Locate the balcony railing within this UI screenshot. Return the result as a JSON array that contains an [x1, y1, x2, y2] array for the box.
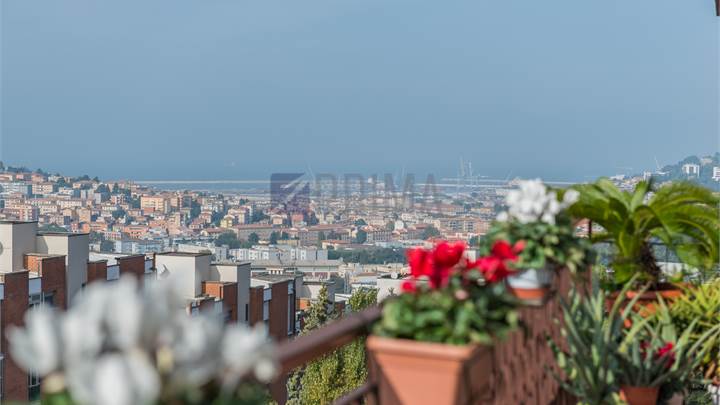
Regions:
[[270, 270, 580, 405]]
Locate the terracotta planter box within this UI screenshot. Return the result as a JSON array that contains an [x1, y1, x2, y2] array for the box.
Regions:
[[619, 385, 659, 405], [367, 336, 493, 405], [606, 283, 686, 318]]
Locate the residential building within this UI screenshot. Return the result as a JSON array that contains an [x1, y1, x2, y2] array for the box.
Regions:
[[154, 252, 251, 324], [249, 273, 301, 341], [681, 163, 700, 177]]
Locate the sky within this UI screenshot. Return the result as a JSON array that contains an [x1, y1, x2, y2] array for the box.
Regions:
[[0, 0, 718, 182]]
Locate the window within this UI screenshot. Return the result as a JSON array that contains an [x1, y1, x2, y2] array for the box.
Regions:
[[262, 301, 269, 321], [29, 292, 54, 309], [245, 304, 249, 322], [43, 292, 54, 308], [28, 371, 40, 401], [28, 293, 42, 309]]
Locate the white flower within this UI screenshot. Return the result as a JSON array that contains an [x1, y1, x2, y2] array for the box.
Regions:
[[562, 189, 580, 205], [102, 277, 143, 350], [139, 275, 188, 348], [7, 274, 276, 404], [167, 314, 224, 387], [8, 307, 61, 375], [90, 351, 159, 405], [502, 180, 576, 225], [221, 325, 277, 388], [61, 310, 104, 369]]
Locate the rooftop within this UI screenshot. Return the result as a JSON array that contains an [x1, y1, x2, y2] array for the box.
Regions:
[[156, 251, 212, 257]]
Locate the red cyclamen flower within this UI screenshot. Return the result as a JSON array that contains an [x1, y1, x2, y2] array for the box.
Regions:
[[469, 240, 523, 283], [655, 342, 675, 369], [400, 280, 417, 293], [406, 241, 466, 289]]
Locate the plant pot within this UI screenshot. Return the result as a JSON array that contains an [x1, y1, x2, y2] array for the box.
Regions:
[[606, 283, 686, 318], [366, 336, 493, 405], [619, 386, 659, 405], [506, 267, 554, 301]]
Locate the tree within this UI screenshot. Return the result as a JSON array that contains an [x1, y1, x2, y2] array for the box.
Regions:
[[269, 231, 279, 245], [248, 232, 260, 245], [100, 240, 115, 253], [354, 218, 366, 226], [215, 232, 241, 249], [38, 224, 67, 233], [251, 210, 268, 223], [569, 179, 719, 285], [421, 225, 441, 240], [328, 247, 406, 264], [95, 184, 110, 194], [288, 288, 378, 404], [111, 209, 126, 220], [354, 229, 367, 244], [189, 201, 201, 219], [211, 211, 225, 226]]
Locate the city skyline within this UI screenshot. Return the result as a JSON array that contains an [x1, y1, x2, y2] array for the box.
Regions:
[[1, 0, 718, 181]]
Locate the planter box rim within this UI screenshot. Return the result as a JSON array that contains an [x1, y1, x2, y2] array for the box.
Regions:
[[609, 283, 688, 300], [367, 335, 492, 360]]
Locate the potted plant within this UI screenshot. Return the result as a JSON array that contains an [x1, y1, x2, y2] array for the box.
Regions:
[[568, 179, 719, 310], [486, 179, 595, 301], [615, 297, 720, 405], [667, 279, 720, 402], [551, 281, 643, 405], [8, 277, 277, 405], [370, 240, 519, 405], [551, 278, 720, 405]]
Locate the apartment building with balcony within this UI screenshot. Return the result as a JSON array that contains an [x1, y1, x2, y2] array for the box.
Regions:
[[0, 221, 155, 402], [154, 252, 251, 323], [249, 273, 302, 341]]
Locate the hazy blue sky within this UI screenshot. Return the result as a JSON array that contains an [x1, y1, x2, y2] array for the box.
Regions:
[[1, 0, 717, 181]]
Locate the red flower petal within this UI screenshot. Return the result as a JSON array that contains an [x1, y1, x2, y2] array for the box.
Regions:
[[433, 241, 466, 268], [400, 280, 417, 293]]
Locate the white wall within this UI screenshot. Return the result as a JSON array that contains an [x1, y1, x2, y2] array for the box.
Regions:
[[376, 277, 404, 302], [0, 222, 38, 272], [36, 233, 89, 304], [213, 262, 251, 324], [155, 254, 211, 298]]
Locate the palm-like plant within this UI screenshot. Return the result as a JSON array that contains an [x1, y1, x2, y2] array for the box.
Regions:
[[569, 179, 719, 287]]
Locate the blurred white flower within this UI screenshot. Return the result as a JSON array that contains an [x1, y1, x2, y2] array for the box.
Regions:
[[7, 275, 277, 404], [222, 324, 277, 388], [92, 350, 159, 405], [102, 277, 143, 350], [168, 314, 224, 387], [497, 179, 576, 225], [8, 307, 61, 375], [563, 189, 580, 205]]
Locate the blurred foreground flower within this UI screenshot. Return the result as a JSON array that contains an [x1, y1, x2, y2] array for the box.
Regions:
[[497, 179, 578, 225], [8, 276, 277, 405]]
